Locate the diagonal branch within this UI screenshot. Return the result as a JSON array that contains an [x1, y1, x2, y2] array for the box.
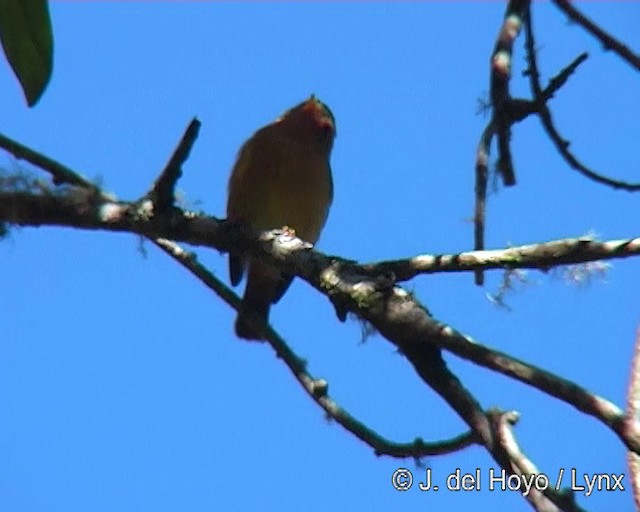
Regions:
[[1, 128, 635, 511], [524, 4, 640, 192], [0, 128, 485, 460], [0, 172, 496, 481], [552, 0, 640, 73], [143, 239, 589, 510], [4, 188, 638, 454], [152, 237, 476, 459], [487, 409, 581, 511], [419, 318, 640, 455], [541, 52, 588, 101], [147, 118, 201, 213], [0, 132, 100, 191]]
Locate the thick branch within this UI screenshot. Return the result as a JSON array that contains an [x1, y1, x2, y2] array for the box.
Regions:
[[3, 189, 639, 455], [0, 185, 497, 449], [2, 129, 636, 511], [153, 237, 476, 459]]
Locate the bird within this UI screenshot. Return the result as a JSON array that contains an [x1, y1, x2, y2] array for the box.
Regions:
[[226, 95, 336, 340]]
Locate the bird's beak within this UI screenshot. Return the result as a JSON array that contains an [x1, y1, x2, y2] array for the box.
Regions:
[[303, 98, 334, 131], [302, 97, 322, 115]]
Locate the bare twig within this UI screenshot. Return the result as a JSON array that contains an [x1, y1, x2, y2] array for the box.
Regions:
[[487, 410, 580, 512], [0, 132, 99, 191], [541, 52, 588, 101], [361, 236, 640, 281], [472, 53, 588, 288], [147, 119, 201, 212], [474, 121, 494, 286], [552, 0, 640, 73], [474, 0, 640, 291], [524, 5, 640, 192]]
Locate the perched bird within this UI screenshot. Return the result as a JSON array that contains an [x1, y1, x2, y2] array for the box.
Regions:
[[226, 95, 336, 340]]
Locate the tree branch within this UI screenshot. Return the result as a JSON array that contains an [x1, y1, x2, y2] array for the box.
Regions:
[[474, 0, 640, 292], [487, 409, 581, 512], [362, 236, 640, 281], [552, 0, 640, 73], [1, 129, 494, 458], [524, 4, 640, 192], [473, 120, 493, 286], [0, 132, 100, 191], [147, 118, 201, 213], [489, 0, 528, 187], [2, 127, 636, 511], [152, 237, 477, 459], [475, 0, 527, 286], [4, 187, 639, 455], [419, 319, 640, 454]]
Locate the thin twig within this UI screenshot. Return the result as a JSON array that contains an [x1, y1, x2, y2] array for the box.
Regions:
[[487, 409, 581, 511], [0, 132, 99, 191], [542, 52, 588, 101], [524, 5, 640, 192], [147, 119, 201, 213], [474, 121, 494, 286], [552, 0, 640, 72]]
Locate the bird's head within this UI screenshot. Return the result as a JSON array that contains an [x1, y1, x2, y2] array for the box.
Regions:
[[277, 95, 336, 154]]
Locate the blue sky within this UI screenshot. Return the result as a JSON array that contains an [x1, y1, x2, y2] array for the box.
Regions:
[[1, 2, 639, 511]]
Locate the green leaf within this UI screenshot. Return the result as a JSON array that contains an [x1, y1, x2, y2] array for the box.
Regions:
[[0, 0, 53, 107]]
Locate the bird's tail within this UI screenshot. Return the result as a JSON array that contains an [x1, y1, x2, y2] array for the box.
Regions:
[[235, 297, 270, 341]]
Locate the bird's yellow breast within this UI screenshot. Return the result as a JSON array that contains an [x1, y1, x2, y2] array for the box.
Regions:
[[227, 125, 333, 244]]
